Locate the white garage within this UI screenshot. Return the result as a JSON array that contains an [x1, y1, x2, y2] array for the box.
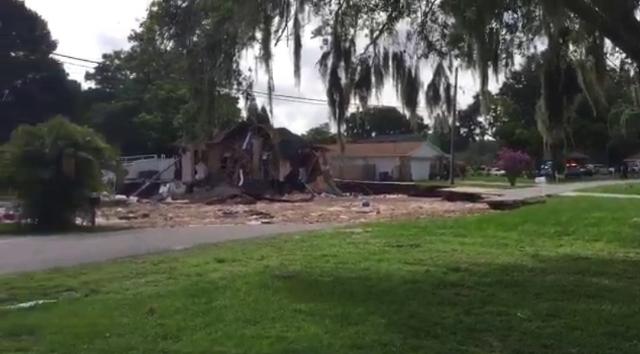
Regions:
[[324, 138, 447, 181], [410, 159, 432, 181]]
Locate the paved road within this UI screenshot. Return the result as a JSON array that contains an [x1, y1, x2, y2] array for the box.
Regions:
[[1, 179, 637, 276], [0, 224, 333, 275]]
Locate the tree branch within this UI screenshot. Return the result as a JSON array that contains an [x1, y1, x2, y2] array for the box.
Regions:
[[563, 0, 640, 64]]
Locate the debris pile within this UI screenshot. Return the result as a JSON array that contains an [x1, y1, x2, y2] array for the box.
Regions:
[[98, 122, 492, 229], [98, 195, 489, 228]]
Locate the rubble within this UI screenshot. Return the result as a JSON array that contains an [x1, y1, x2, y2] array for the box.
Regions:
[[96, 122, 490, 230], [179, 121, 342, 199], [4, 300, 57, 310], [98, 194, 490, 228]]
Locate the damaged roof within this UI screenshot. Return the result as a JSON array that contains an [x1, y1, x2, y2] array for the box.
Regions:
[[208, 121, 322, 162]]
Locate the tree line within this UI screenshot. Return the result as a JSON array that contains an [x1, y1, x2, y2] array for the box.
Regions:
[[3, 0, 640, 165]]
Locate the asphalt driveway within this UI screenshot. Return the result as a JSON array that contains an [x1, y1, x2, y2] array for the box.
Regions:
[[0, 223, 332, 275]]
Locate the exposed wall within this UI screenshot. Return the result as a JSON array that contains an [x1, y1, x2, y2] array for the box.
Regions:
[[367, 157, 398, 177], [330, 156, 400, 181], [181, 151, 194, 183]]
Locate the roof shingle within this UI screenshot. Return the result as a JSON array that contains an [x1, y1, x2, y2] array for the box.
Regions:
[[323, 142, 425, 157]]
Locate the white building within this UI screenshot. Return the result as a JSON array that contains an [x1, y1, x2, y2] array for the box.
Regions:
[[324, 138, 447, 181], [120, 155, 177, 182]]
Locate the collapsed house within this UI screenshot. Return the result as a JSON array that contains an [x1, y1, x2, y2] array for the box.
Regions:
[[180, 121, 340, 197]]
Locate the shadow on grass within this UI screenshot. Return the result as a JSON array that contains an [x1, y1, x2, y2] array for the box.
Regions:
[[274, 255, 640, 354]]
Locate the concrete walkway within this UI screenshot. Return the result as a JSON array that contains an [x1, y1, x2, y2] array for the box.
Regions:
[[0, 223, 333, 275], [486, 179, 640, 201], [561, 192, 640, 199]]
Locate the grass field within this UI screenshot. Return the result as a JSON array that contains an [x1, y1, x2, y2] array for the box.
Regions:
[[585, 182, 640, 195], [464, 174, 534, 185], [2, 198, 640, 353], [0, 224, 17, 234]]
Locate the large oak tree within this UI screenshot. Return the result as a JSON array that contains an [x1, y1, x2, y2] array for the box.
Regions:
[[0, 0, 81, 142]]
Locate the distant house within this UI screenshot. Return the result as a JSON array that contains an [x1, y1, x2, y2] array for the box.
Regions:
[[323, 136, 448, 181]]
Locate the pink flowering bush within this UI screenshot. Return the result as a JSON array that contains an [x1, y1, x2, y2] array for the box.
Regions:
[[497, 148, 533, 186]]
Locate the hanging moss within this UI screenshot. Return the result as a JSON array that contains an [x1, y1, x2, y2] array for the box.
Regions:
[[422, 60, 455, 133], [258, 2, 275, 117], [354, 58, 373, 108], [293, 6, 303, 86], [401, 67, 420, 126]]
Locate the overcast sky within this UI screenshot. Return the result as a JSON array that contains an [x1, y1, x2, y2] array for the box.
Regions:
[[25, 0, 489, 134]]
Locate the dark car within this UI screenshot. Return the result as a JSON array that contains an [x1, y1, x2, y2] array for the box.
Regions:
[[537, 160, 554, 178]]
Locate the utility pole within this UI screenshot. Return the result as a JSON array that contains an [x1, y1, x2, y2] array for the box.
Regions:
[[449, 67, 459, 186]]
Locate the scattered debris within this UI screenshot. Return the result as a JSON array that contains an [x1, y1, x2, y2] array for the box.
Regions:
[[116, 210, 151, 221], [93, 125, 501, 229], [98, 195, 489, 228], [441, 190, 486, 203], [4, 299, 57, 310], [100, 194, 137, 207], [180, 121, 342, 199], [485, 197, 546, 211], [335, 179, 444, 197]]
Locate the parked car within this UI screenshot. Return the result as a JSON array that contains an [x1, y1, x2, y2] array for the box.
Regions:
[[580, 165, 594, 177], [587, 164, 609, 176], [537, 160, 554, 178], [474, 165, 491, 176], [565, 162, 583, 179], [489, 168, 506, 177]]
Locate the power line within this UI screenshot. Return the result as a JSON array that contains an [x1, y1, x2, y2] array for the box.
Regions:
[[52, 52, 102, 65], [253, 93, 329, 106], [254, 89, 431, 114], [253, 90, 327, 104], [59, 60, 95, 70], [250, 87, 430, 113], [50, 53, 433, 113]]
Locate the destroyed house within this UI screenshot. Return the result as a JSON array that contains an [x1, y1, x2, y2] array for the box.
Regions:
[[181, 121, 335, 193], [323, 138, 447, 182]]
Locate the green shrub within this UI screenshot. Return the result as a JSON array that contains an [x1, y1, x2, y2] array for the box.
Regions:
[[0, 117, 116, 230]]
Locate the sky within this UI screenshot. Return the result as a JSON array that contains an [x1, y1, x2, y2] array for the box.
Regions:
[[24, 0, 490, 134]]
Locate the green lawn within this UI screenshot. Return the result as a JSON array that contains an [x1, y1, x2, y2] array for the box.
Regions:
[[2, 198, 640, 353], [0, 224, 18, 235], [585, 182, 640, 195], [420, 175, 534, 189], [464, 174, 534, 185], [460, 175, 535, 189]]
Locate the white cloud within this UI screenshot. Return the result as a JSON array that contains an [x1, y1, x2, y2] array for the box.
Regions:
[[24, 0, 492, 135], [24, 0, 151, 83]]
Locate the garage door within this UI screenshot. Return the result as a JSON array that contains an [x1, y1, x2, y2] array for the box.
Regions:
[[410, 159, 431, 181]]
